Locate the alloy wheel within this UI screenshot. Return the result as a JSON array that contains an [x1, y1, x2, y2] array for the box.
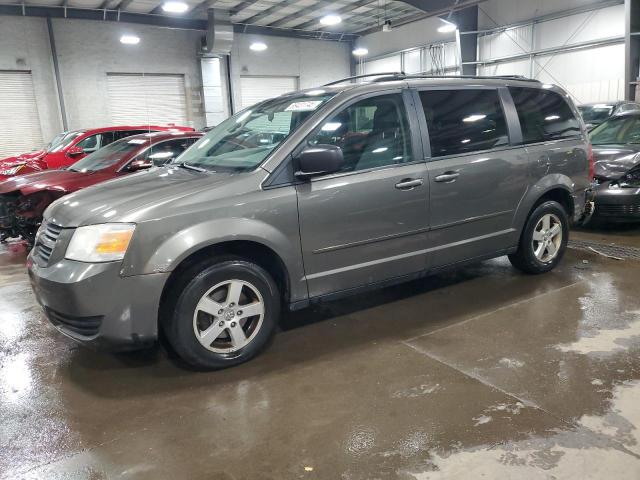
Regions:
[[532, 213, 563, 263], [192, 279, 265, 353]]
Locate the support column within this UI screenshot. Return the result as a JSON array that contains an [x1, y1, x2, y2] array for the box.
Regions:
[[451, 6, 478, 76], [46, 16, 68, 131], [625, 0, 640, 100]]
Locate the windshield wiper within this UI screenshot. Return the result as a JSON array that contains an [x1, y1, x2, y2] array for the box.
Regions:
[[177, 162, 207, 173]]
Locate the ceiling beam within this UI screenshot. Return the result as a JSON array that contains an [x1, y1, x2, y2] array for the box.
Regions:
[[0, 4, 357, 41], [398, 0, 461, 12], [266, 0, 412, 29], [190, 0, 216, 16], [115, 0, 134, 10], [242, 0, 303, 25], [267, 0, 324, 28], [292, 0, 376, 30], [230, 0, 261, 16], [354, 0, 486, 34]]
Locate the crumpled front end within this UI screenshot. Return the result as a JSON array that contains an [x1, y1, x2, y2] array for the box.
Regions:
[[593, 165, 640, 222], [0, 190, 64, 244], [0, 158, 47, 182], [0, 193, 19, 241]]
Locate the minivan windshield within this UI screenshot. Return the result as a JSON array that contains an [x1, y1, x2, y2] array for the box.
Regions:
[[69, 137, 150, 172], [590, 115, 640, 145], [176, 91, 336, 172]]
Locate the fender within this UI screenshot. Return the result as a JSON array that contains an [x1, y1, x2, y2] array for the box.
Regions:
[[121, 217, 308, 303], [512, 173, 575, 232]]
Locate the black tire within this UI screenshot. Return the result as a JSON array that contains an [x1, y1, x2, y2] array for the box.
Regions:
[[509, 200, 569, 274], [163, 257, 280, 370]]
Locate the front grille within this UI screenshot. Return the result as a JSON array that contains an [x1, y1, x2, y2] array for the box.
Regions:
[[34, 222, 63, 263], [46, 308, 103, 337], [596, 203, 640, 217]]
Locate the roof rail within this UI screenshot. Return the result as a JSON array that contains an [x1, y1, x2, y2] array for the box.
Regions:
[[323, 72, 406, 86], [324, 72, 541, 86]]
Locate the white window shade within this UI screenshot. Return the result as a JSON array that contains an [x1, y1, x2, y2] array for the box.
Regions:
[[107, 73, 188, 126], [364, 55, 402, 75], [0, 71, 43, 157], [239, 76, 298, 110], [403, 50, 422, 74]]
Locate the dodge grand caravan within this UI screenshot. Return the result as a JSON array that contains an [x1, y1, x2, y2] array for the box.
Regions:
[[27, 75, 592, 369]]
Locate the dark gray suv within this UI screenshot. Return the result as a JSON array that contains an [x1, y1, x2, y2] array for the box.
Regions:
[[27, 75, 592, 369]]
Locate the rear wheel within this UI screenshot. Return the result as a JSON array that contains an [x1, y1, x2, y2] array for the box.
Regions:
[[164, 258, 280, 369], [509, 201, 569, 274]]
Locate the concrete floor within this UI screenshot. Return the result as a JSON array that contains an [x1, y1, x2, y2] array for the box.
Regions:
[[1, 233, 640, 479]]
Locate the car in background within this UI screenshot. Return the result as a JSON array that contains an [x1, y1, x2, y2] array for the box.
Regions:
[[0, 124, 194, 181], [0, 131, 201, 244], [590, 111, 640, 222], [578, 101, 640, 130]]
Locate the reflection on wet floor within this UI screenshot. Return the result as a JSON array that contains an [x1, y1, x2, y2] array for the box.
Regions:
[[1, 240, 639, 479]]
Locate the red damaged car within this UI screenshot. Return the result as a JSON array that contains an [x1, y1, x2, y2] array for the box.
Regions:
[[0, 131, 202, 244], [0, 124, 194, 181]]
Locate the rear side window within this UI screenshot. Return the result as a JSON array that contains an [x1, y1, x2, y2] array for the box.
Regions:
[[114, 129, 150, 141], [509, 87, 581, 143], [419, 89, 509, 158]]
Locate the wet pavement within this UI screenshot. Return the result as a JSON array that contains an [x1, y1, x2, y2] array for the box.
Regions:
[[1, 239, 640, 479], [573, 222, 640, 249]]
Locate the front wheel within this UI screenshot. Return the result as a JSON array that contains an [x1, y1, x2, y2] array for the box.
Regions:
[[164, 258, 280, 369], [509, 200, 569, 274]]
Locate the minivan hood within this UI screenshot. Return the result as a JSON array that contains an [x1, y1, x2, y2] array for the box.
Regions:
[[45, 166, 261, 227], [592, 144, 640, 179]]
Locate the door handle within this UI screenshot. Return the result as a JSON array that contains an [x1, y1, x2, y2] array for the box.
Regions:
[[434, 172, 460, 183], [395, 178, 424, 190]]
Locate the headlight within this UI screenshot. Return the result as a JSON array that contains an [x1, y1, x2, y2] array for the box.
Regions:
[[65, 223, 136, 262], [0, 165, 24, 176]]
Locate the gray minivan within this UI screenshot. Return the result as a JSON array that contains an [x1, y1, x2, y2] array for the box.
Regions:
[[27, 75, 592, 369]]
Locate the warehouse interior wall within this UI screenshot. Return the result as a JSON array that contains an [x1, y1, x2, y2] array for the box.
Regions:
[[0, 15, 351, 150], [229, 34, 351, 113], [0, 16, 63, 146], [355, 0, 624, 104], [477, 2, 625, 103]]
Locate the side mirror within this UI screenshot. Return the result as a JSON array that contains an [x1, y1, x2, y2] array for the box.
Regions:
[[128, 159, 153, 172], [294, 145, 345, 180], [67, 146, 84, 157]]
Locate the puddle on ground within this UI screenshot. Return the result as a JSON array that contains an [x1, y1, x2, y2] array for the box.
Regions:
[[409, 381, 640, 479]]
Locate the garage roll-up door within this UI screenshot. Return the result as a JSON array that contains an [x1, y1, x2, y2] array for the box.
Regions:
[[107, 73, 188, 126], [239, 76, 298, 110], [0, 71, 44, 157]]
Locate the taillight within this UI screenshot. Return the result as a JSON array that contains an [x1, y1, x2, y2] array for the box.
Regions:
[[588, 144, 595, 180]]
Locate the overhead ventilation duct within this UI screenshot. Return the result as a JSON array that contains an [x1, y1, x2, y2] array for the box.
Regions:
[[202, 8, 233, 56]]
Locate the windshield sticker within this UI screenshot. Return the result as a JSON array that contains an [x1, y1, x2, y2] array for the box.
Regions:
[[285, 100, 323, 112]]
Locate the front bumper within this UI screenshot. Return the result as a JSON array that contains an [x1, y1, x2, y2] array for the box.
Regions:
[[592, 182, 640, 222], [27, 253, 169, 349]]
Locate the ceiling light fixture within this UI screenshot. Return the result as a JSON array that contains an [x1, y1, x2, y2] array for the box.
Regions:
[[320, 14, 342, 26], [120, 34, 140, 45], [249, 42, 268, 52], [162, 1, 189, 13], [437, 19, 457, 33], [352, 47, 369, 57]]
